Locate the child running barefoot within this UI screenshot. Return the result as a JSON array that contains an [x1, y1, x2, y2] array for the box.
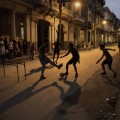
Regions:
[[52, 39, 61, 64], [96, 44, 117, 78], [60, 43, 80, 78], [39, 38, 63, 80]]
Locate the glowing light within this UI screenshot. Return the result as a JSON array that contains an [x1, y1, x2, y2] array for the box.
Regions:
[[75, 2, 81, 8], [103, 20, 107, 24]]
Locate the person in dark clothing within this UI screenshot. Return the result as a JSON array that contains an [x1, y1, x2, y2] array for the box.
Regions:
[[39, 38, 63, 80], [52, 40, 61, 64], [18, 39, 22, 52], [96, 44, 117, 78], [30, 43, 35, 60], [60, 43, 80, 78], [4, 37, 9, 51], [0, 39, 5, 63], [23, 40, 27, 55]]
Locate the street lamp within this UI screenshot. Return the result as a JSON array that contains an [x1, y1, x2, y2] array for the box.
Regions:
[[74, 2, 81, 8], [74, 2, 81, 14], [73, 1, 81, 46], [102, 20, 106, 25], [102, 20, 107, 43], [101, 20, 107, 44]]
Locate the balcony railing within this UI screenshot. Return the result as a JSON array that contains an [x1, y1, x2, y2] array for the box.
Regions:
[[73, 13, 85, 23], [96, 10, 104, 18], [62, 7, 73, 18], [81, 21, 93, 30], [96, 24, 102, 29]]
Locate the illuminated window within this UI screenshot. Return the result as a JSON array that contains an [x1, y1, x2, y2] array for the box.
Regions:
[[20, 22, 24, 39]]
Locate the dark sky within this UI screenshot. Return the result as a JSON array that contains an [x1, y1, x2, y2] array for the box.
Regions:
[[105, 0, 120, 19]]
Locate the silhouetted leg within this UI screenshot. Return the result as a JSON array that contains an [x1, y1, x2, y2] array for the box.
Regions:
[[66, 63, 69, 74], [101, 63, 106, 74], [53, 53, 55, 63], [65, 61, 71, 75], [65, 59, 73, 75], [73, 63, 78, 77], [49, 59, 63, 69], [56, 52, 59, 64], [40, 64, 46, 79], [49, 59, 57, 67]]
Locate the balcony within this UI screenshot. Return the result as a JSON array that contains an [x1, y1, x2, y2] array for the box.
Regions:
[[73, 13, 85, 23], [96, 24, 102, 30], [96, 10, 104, 18], [81, 21, 93, 30], [62, 7, 73, 18]]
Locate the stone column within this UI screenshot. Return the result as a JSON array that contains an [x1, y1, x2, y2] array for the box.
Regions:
[[24, 15, 31, 50], [24, 15, 28, 41], [30, 17, 32, 47], [11, 11, 16, 40], [35, 21, 38, 51], [49, 25, 52, 52]]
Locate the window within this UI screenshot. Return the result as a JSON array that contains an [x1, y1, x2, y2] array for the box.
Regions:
[[20, 22, 24, 40]]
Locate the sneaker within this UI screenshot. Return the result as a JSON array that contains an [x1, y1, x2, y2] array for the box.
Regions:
[[58, 63, 63, 69], [101, 72, 106, 75], [113, 73, 117, 79]]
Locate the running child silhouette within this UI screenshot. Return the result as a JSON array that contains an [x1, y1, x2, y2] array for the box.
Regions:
[[52, 39, 61, 64], [60, 43, 80, 78], [96, 44, 117, 78], [39, 38, 63, 80]]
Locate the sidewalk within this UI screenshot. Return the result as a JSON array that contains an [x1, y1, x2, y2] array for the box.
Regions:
[[0, 50, 67, 64]]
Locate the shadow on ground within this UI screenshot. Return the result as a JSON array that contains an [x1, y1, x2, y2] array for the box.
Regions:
[[0, 78, 55, 115], [51, 76, 81, 120]]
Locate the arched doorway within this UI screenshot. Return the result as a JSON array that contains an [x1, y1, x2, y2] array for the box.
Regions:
[[37, 19, 50, 48]]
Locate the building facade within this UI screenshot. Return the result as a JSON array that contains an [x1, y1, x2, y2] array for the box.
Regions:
[[103, 7, 118, 44], [0, 0, 119, 52]]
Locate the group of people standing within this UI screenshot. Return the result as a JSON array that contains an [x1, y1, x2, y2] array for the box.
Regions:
[[0, 38, 28, 62]]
